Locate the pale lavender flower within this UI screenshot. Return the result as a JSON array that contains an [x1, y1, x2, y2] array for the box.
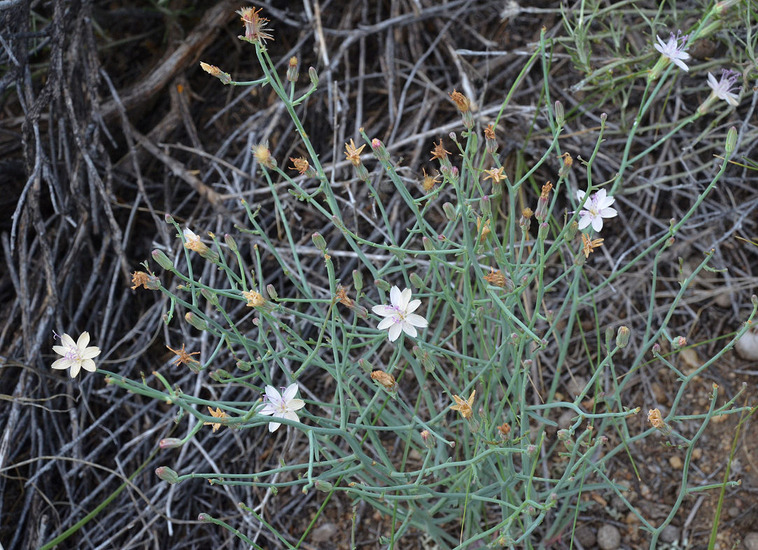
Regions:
[[259, 384, 305, 432], [576, 189, 618, 233], [52, 332, 101, 378], [654, 32, 690, 72], [372, 286, 428, 342], [706, 69, 740, 106]]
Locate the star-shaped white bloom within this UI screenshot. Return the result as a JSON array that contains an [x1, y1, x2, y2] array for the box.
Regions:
[[259, 384, 305, 432], [654, 32, 690, 72], [576, 189, 618, 233], [707, 70, 740, 107], [372, 286, 429, 342], [52, 332, 101, 378]]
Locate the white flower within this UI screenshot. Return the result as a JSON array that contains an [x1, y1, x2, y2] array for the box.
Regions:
[[576, 189, 618, 233], [52, 332, 101, 378], [654, 32, 690, 72], [706, 70, 740, 107], [372, 286, 428, 342], [259, 384, 305, 432]]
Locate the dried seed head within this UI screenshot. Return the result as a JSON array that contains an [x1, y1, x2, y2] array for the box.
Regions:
[[371, 370, 397, 392], [484, 268, 508, 288], [648, 408, 666, 430], [242, 290, 267, 308], [482, 167, 507, 184], [429, 140, 451, 162], [237, 6, 274, 44], [344, 139, 366, 167], [421, 168, 440, 192], [252, 142, 276, 169], [289, 156, 310, 175], [449, 90, 471, 112]]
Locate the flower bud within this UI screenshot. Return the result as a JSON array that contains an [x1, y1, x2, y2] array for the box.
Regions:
[[286, 56, 299, 82], [555, 100, 564, 126], [442, 202, 457, 221], [308, 66, 319, 86], [224, 233, 238, 253], [409, 272, 424, 289], [371, 138, 390, 163], [726, 126, 737, 154], [312, 232, 327, 253], [185, 312, 209, 332], [352, 269, 363, 294], [159, 438, 183, 449], [481, 195, 492, 218], [152, 249, 174, 271], [538, 222, 549, 240], [374, 278, 390, 292], [266, 284, 278, 300], [155, 466, 180, 484], [314, 479, 333, 492], [616, 326, 630, 348]]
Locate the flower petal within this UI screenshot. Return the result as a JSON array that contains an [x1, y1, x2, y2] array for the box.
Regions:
[[397, 288, 412, 310], [372, 305, 396, 317], [282, 383, 299, 402], [77, 331, 91, 349], [388, 323, 402, 342], [405, 313, 428, 328], [267, 421, 281, 432], [287, 398, 305, 411], [577, 214, 592, 230], [591, 216, 604, 232], [265, 385, 282, 402], [389, 286, 403, 308], [61, 333, 76, 348], [81, 359, 97, 373], [405, 299, 421, 314], [401, 323, 418, 338], [377, 317, 397, 330], [51, 358, 72, 370]]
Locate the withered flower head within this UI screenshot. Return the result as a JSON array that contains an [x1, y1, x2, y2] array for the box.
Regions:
[[581, 233, 604, 258], [648, 408, 665, 430], [430, 140, 451, 162], [421, 168, 441, 192], [131, 271, 159, 290], [484, 268, 507, 288], [289, 157, 310, 175], [237, 6, 274, 44], [335, 285, 354, 308], [167, 343, 201, 368], [344, 139, 366, 167], [497, 423, 511, 438], [482, 167, 507, 184], [449, 90, 471, 112], [540, 181, 553, 199], [476, 217, 491, 241], [371, 370, 397, 392], [450, 390, 476, 419], [558, 152, 573, 167], [484, 124, 497, 140], [242, 290, 267, 308], [204, 406, 228, 432], [252, 142, 276, 169]]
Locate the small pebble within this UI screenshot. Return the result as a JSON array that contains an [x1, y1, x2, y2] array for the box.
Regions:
[[660, 525, 680, 543], [311, 522, 338, 542], [597, 524, 621, 550], [744, 532, 758, 550], [669, 455, 683, 470], [574, 525, 596, 547]]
